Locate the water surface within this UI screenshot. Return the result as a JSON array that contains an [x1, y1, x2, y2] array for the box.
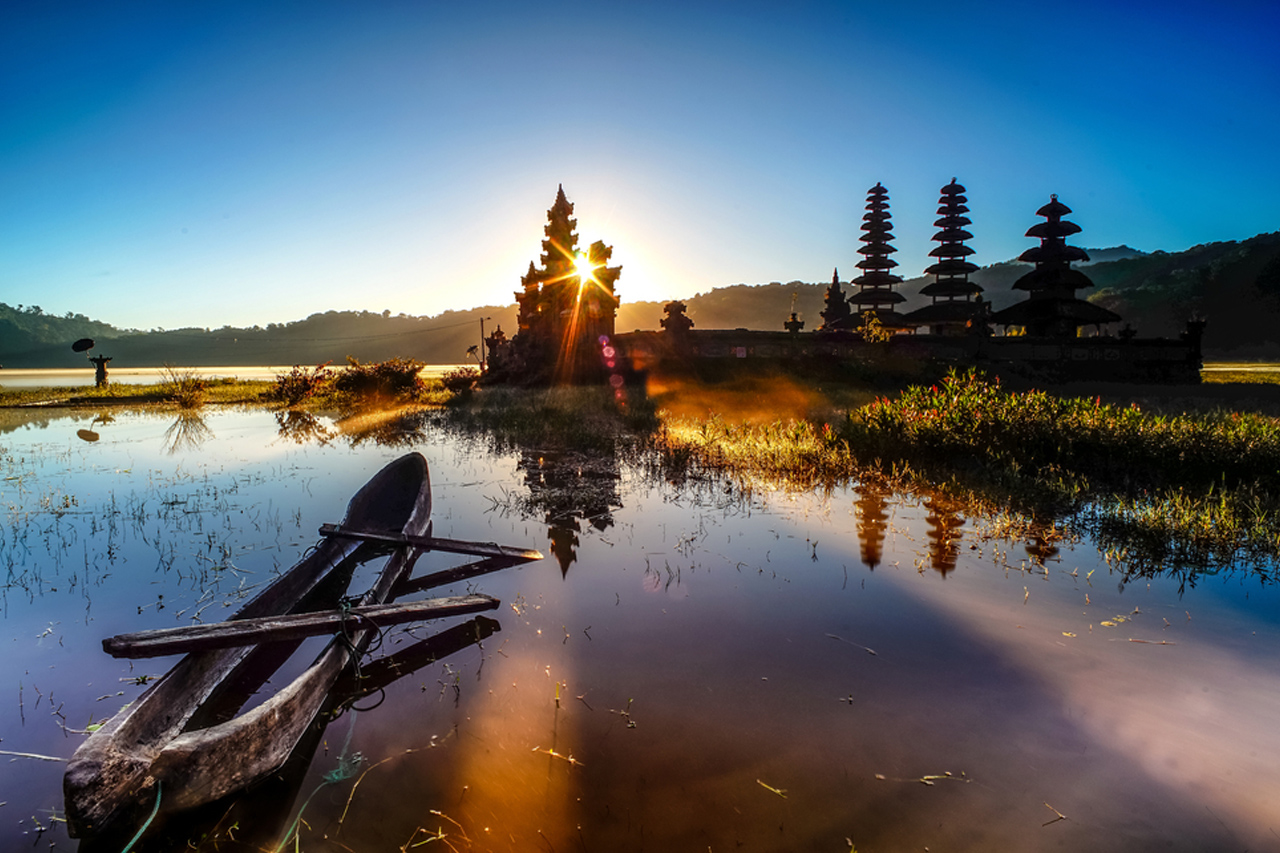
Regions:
[[1, 406, 1278, 851]]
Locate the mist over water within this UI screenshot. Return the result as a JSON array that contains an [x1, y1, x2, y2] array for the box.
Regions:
[[1, 407, 1277, 851]]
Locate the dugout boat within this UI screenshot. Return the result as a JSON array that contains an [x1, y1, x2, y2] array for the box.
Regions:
[[64, 452, 541, 838]]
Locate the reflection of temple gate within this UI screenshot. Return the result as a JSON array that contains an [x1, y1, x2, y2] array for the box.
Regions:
[[518, 448, 623, 576]]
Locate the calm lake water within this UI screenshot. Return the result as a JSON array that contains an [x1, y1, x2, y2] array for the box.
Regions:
[[2, 406, 1279, 851]]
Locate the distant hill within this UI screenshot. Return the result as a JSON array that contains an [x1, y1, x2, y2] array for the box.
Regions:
[[1081, 245, 1149, 265], [1088, 232, 1280, 356], [3, 237, 1276, 369], [0, 303, 517, 369], [622, 238, 1279, 357]]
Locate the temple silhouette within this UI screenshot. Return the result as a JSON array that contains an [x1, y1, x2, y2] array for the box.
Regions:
[[487, 185, 621, 384], [494, 183, 1206, 385]]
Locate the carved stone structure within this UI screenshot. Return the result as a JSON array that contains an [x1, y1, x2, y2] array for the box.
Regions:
[[660, 300, 694, 336], [509, 186, 621, 383], [819, 268, 852, 332]]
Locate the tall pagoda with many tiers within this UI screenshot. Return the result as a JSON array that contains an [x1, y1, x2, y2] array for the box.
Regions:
[[848, 182, 909, 330], [991, 195, 1120, 338], [906, 179, 987, 335]]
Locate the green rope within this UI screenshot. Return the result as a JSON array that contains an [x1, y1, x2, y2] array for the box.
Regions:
[[272, 712, 365, 852], [121, 781, 162, 853]]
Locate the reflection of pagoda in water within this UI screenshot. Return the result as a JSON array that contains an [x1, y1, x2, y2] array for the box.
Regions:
[[906, 180, 986, 335], [923, 496, 965, 576], [854, 482, 890, 569], [992, 195, 1121, 337], [518, 449, 622, 577]]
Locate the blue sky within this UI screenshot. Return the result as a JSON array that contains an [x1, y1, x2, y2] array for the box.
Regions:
[[2, 0, 1277, 331]]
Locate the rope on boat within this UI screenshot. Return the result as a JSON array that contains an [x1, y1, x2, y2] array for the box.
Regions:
[[120, 781, 162, 853], [272, 713, 365, 853]]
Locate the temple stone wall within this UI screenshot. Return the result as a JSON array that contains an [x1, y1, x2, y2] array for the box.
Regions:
[[616, 330, 1202, 383]]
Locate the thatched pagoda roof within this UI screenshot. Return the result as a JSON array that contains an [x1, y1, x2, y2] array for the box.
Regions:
[[925, 258, 980, 277], [1018, 244, 1091, 265], [919, 278, 983, 298], [992, 298, 1120, 327]]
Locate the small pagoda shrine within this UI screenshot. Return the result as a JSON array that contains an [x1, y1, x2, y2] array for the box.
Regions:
[[818, 268, 853, 332], [992, 195, 1120, 338], [510, 186, 621, 382], [906, 179, 986, 335], [848, 182, 909, 331]]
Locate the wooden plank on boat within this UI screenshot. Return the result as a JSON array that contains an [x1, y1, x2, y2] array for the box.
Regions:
[[65, 452, 436, 837], [395, 555, 530, 596], [103, 595, 499, 659], [319, 523, 543, 562]]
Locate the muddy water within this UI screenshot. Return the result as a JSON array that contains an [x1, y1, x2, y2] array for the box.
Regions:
[[1, 407, 1277, 851]]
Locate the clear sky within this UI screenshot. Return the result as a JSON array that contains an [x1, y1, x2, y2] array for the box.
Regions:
[[2, 0, 1277, 331]]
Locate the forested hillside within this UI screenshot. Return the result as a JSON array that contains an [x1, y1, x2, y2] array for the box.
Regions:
[[3, 234, 1276, 368], [0, 304, 517, 368]]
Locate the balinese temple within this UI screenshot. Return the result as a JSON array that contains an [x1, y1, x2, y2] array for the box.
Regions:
[[906, 180, 986, 335], [992, 195, 1120, 338], [848, 183, 909, 330], [510, 186, 622, 382], [819, 268, 853, 332]]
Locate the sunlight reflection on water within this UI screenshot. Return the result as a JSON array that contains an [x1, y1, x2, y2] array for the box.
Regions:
[[1, 406, 1278, 851]]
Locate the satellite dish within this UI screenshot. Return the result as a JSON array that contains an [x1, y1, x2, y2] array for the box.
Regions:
[[72, 338, 95, 353], [76, 429, 100, 443]]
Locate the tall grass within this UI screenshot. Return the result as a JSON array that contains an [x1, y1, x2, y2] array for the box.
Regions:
[[159, 366, 210, 409]]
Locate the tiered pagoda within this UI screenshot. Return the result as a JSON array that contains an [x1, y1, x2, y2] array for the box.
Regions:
[[992, 195, 1120, 338], [907, 179, 986, 335], [848, 182, 908, 330], [510, 186, 621, 382]]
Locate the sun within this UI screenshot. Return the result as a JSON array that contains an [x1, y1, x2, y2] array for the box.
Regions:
[[572, 252, 598, 288]]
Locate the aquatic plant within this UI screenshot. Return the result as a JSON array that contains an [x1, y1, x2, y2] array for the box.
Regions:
[[159, 365, 209, 409]]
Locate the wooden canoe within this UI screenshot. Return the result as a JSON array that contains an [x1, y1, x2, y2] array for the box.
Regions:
[[64, 453, 435, 838]]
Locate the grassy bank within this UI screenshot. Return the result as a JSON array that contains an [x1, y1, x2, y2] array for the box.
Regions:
[[6, 360, 1280, 576], [652, 369, 1280, 574]]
